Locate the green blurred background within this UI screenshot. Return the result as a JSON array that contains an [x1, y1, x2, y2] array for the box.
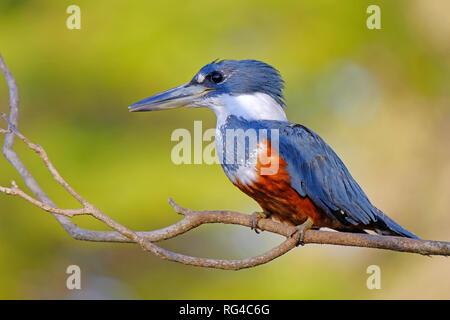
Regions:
[[0, 0, 449, 299]]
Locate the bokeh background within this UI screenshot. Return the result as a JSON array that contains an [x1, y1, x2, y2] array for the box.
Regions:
[[0, 0, 449, 299]]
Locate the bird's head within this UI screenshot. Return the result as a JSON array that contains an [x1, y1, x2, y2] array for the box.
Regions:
[[129, 59, 287, 122]]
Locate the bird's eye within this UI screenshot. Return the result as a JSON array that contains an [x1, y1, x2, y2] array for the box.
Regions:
[[209, 71, 223, 84]]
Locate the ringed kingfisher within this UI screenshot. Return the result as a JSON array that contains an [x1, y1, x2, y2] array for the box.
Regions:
[[129, 59, 419, 244]]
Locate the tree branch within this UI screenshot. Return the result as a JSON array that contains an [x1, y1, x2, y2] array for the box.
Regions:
[[0, 53, 448, 272]]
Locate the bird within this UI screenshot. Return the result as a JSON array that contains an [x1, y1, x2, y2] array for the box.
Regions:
[[129, 59, 419, 244]]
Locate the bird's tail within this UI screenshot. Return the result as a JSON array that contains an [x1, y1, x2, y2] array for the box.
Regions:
[[373, 207, 420, 239]]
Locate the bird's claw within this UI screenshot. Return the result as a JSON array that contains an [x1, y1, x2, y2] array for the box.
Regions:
[[249, 211, 269, 234], [290, 217, 314, 246]]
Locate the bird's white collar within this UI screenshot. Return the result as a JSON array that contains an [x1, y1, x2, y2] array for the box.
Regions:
[[206, 93, 287, 127]]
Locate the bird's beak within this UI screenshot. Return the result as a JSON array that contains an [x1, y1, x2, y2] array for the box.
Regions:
[[128, 83, 211, 112]]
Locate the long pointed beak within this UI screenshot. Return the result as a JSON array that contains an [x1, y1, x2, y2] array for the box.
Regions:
[[128, 83, 211, 112]]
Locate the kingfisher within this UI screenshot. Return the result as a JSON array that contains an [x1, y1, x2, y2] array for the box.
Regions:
[[129, 59, 419, 244]]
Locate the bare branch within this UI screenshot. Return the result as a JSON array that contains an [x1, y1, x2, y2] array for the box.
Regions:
[[0, 124, 296, 269], [0, 180, 88, 217], [167, 199, 450, 256], [0, 52, 448, 273], [0, 52, 169, 245]]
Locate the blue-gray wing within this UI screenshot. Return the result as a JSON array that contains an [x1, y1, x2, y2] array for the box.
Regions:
[[277, 123, 378, 227], [276, 123, 418, 239]]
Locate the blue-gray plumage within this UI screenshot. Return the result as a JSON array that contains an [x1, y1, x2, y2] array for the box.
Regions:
[[129, 59, 419, 241]]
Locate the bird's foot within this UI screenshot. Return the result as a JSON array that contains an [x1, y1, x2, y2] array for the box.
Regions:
[[249, 211, 270, 234], [290, 217, 314, 246]]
